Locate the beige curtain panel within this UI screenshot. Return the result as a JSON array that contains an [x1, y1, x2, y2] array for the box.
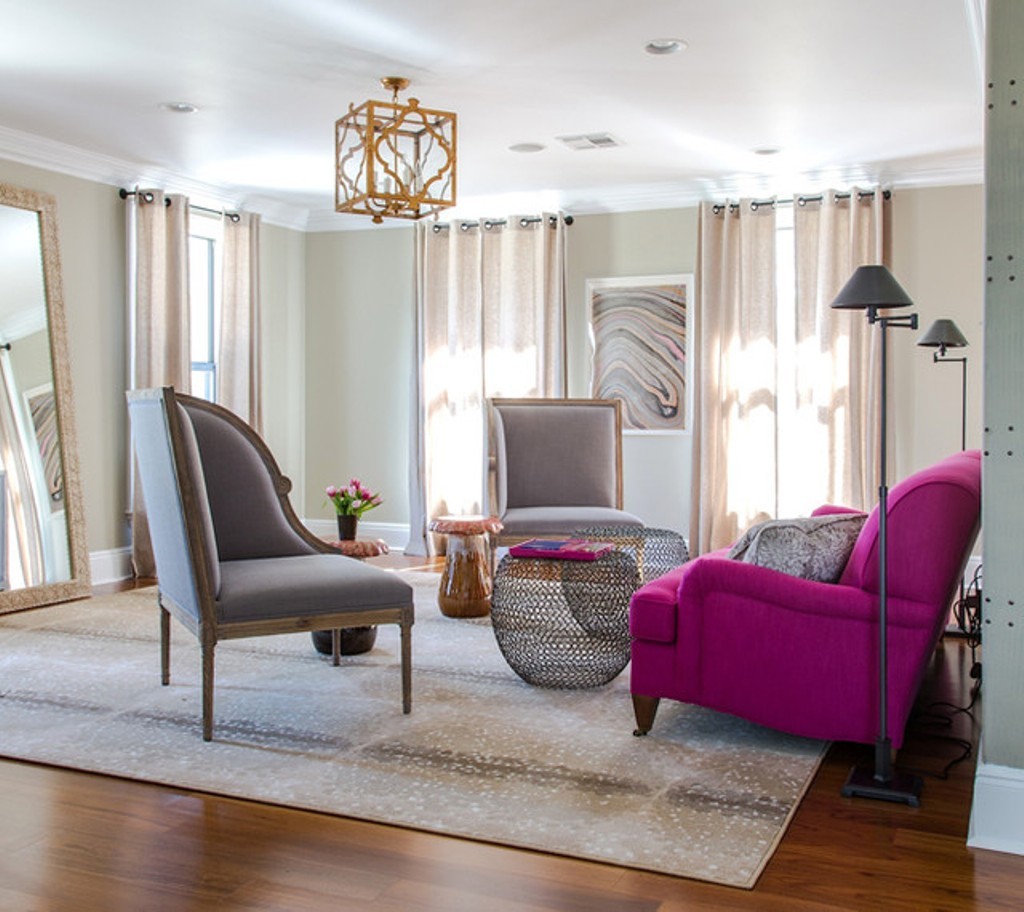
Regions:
[[793, 188, 888, 513], [408, 215, 568, 556], [218, 211, 262, 434], [690, 199, 778, 555], [691, 188, 889, 556], [127, 189, 191, 578]]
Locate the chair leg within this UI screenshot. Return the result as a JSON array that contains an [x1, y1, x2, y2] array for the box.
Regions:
[[632, 694, 660, 736], [202, 642, 215, 742], [331, 629, 341, 667], [160, 607, 170, 686], [400, 620, 412, 714]]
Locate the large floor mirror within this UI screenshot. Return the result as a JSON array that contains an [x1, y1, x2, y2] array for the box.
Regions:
[[0, 182, 89, 612]]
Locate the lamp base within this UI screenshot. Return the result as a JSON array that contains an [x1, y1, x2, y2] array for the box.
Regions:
[[841, 765, 923, 806]]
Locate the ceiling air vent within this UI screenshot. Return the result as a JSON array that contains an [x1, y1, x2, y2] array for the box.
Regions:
[[557, 132, 624, 151]]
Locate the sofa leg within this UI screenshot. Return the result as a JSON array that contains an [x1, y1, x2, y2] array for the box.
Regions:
[[632, 694, 660, 736]]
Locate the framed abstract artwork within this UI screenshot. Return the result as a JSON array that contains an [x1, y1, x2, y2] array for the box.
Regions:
[[588, 274, 694, 433]]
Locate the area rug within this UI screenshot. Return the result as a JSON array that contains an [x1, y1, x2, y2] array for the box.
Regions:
[[0, 571, 826, 889]]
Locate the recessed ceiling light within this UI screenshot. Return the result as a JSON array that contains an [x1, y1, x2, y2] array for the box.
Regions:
[[645, 39, 687, 55], [509, 142, 546, 153], [161, 102, 199, 114]]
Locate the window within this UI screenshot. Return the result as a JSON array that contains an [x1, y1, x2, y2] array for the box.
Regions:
[[188, 214, 222, 402]]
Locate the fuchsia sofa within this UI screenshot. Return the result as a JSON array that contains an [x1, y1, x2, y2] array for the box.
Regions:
[[629, 451, 982, 747]]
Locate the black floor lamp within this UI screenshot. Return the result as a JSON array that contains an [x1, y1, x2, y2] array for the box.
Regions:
[[831, 264, 923, 806], [916, 319, 969, 451]]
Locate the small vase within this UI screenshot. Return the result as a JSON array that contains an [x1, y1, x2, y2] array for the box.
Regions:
[[336, 514, 358, 541]]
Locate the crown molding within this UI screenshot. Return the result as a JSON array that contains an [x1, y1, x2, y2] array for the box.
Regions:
[[1, 124, 982, 234], [0, 125, 310, 231]]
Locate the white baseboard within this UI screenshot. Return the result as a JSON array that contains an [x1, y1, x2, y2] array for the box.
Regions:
[[90, 547, 133, 586], [969, 761, 1024, 856], [303, 519, 411, 552]]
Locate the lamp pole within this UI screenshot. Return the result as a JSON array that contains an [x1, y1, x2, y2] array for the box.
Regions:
[[840, 308, 923, 801], [831, 265, 923, 806], [932, 350, 969, 452]]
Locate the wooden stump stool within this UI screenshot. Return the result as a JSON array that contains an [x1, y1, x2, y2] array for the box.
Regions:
[[428, 515, 503, 618]]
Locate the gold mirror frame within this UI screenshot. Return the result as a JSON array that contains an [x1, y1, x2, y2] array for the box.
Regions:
[[0, 182, 90, 612]]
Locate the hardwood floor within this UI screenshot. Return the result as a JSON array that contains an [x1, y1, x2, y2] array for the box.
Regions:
[[2, 561, 1023, 910]]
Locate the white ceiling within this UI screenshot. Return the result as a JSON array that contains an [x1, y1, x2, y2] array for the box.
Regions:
[[0, 0, 986, 230]]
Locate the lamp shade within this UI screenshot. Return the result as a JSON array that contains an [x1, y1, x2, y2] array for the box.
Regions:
[[830, 265, 914, 310], [917, 318, 968, 350]]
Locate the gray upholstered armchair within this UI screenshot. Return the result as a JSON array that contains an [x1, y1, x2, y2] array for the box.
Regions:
[[127, 387, 414, 741], [488, 398, 642, 545]]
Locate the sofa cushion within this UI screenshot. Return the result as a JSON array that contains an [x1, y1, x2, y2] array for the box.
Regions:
[[728, 513, 867, 583]]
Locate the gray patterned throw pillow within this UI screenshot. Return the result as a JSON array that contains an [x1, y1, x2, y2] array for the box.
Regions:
[[727, 513, 868, 583]]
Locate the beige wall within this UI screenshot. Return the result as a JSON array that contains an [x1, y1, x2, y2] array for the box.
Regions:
[[299, 208, 706, 536], [0, 154, 986, 562], [567, 208, 699, 533], [259, 222, 307, 503], [890, 184, 984, 477], [303, 227, 415, 528], [291, 186, 988, 543]]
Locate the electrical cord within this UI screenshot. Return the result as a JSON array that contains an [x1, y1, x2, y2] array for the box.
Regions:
[[900, 568, 984, 781]]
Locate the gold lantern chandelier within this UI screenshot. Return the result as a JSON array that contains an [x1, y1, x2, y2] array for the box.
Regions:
[[335, 76, 457, 223]]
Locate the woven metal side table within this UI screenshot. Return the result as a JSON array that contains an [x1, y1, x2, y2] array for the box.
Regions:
[[573, 526, 689, 585], [490, 550, 639, 688]]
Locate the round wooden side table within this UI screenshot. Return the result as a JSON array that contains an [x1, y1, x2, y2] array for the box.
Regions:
[[428, 515, 504, 618]]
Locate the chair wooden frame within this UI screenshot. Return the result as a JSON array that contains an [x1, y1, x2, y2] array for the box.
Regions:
[[488, 397, 627, 546], [129, 387, 413, 741]]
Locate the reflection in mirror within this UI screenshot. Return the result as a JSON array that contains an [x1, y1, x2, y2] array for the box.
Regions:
[[0, 183, 89, 612]]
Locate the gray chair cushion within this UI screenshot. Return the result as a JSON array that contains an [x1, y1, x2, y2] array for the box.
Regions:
[[216, 554, 414, 625], [184, 403, 314, 561], [728, 513, 867, 583], [495, 403, 620, 508], [500, 506, 643, 537]]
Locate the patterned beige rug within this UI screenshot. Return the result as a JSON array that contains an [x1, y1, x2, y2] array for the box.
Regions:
[[0, 571, 826, 889]]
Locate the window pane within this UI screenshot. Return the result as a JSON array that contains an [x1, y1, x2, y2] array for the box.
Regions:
[[189, 235, 213, 364], [191, 368, 215, 403], [189, 225, 219, 404]]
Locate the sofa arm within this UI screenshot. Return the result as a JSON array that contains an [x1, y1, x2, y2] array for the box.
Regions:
[[649, 553, 943, 747], [678, 556, 875, 624]]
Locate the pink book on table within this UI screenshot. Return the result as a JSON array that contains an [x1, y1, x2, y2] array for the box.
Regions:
[[508, 539, 614, 561]]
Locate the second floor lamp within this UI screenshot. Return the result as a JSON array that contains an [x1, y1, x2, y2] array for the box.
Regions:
[[916, 319, 969, 451]]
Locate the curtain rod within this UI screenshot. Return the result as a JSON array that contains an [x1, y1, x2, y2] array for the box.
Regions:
[[118, 188, 241, 222], [431, 213, 574, 233], [711, 188, 891, 215]]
